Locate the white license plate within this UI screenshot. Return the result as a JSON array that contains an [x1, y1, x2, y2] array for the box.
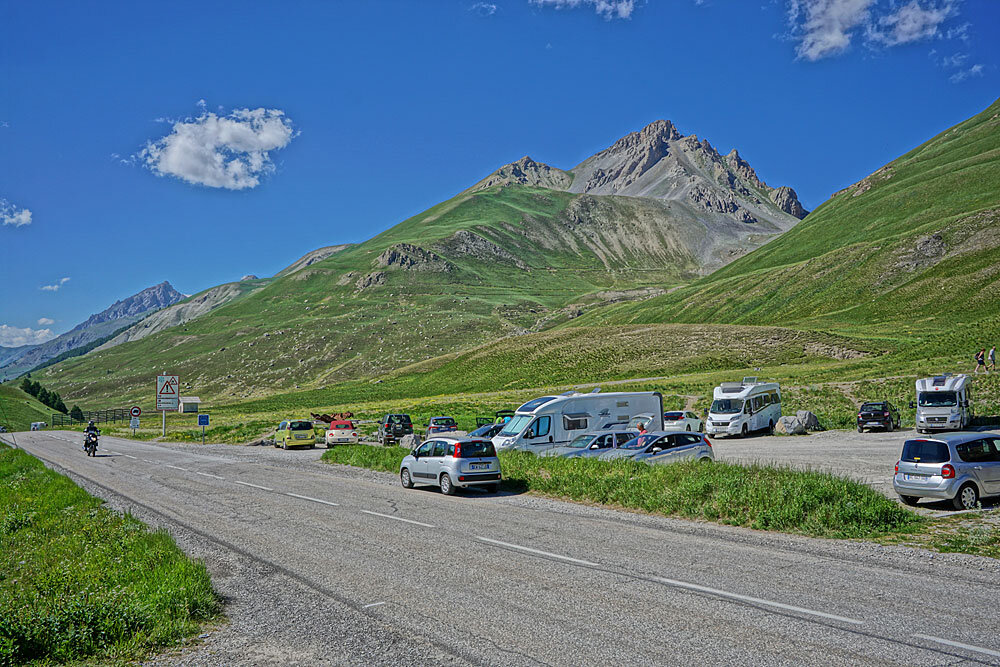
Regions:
[[336, 437, 350, 442], [903, 474, 928, 482], [866, 421, 881, 425], [470, 463, 490, 470]]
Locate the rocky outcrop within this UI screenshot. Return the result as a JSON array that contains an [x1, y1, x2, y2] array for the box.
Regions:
[[775, 416, 807, 435], [769, 186, 808, 219], [275, 244, 352, 278], [833, 165, 895, 199], [796, 410, 823, 431], [375, 243, 453, 273], [355, 271, 386, 290], [241, 274, 259, 281], [435, 230, 528, 270], [725, 149, 765, 189], [468, 156, 573, 193], [80, 281, 183, 328]]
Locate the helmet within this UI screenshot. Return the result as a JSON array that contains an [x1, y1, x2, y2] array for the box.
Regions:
[[88, 420, 95, 427]]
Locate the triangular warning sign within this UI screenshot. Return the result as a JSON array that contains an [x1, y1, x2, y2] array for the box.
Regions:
[[158, 379, 177, 395]]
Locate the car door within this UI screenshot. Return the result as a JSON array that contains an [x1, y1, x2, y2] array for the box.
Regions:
[[429, 440, 450, 484], [979, 437, 1000, 495], [525, 416, 553, 453], [411, 440, 436, 482], [277, 421, 288, 446], [642, 435, 676, 464], [685, 411, 702, 431]]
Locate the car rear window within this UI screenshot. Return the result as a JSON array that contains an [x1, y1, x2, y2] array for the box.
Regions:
[[388, 414, 411, 424], [664, 412, 684, 419], [330, 421, 353, 429], [458, 440, 496, 458], [433, 417, 457, 426], [290, 420, 313, 431], [901, 439, 950, 463], [860, 403, 885, 411]]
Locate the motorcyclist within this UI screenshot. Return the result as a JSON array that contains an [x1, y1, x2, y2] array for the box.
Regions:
[[83, 420, 100, 451]]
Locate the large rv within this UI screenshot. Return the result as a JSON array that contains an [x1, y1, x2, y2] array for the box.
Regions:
[[492, 390, 664, 455], [913, 374, 973, 433], [705, 378, 781, 438]]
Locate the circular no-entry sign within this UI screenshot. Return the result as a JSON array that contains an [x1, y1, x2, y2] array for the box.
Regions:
[[130, 406, 142, 418]]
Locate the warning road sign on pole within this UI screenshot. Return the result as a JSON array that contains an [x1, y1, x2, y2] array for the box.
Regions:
[[130, 406, 142, 418], [156, 375, 179, 411]]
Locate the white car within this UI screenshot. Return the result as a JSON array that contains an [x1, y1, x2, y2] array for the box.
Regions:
[[662, 411, 703, 432], [325, 421, 359, 447]]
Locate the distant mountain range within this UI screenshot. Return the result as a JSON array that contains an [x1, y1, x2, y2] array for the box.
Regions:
[[0, 281, 184, 379]]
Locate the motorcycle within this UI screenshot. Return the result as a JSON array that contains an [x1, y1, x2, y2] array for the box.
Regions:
[[84, 431, 99, 457]]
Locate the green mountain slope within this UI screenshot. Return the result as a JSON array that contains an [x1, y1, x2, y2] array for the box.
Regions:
[[0, 385, 53, 432], [572, 97, 1000, 333]]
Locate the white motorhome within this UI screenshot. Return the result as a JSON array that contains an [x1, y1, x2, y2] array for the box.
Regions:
[[705, 378, 781, 438], [913, 374, 973, 433], [492, 390, 664, 455]]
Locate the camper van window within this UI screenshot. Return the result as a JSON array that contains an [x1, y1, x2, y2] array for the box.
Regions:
[[563, 415, 588, 431], [532, 416, 551, 438], [760, 394, 770, 407], [752, 397, 764, 412], [517, 396, 558, 413], [770, 391, 780, 404], [918, 391, 958, 408], [744, 402, 752, 415], [710, 398, 743, 414], [499, 414, 532, 437]]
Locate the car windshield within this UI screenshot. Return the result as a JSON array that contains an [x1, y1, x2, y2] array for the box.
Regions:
[[290, 420, 313, 430], [567, 434, 596, 448], [459, 441, 496, 458], [499, 414, 532, 437], [620, 434, 658, 450], [516, 396, 557, 413], [860, 403, 886, 411], [901, 439, 950, 463], [711, 399, 743, 414], [664, 412, 684, 420], [432, 417, 456, 426], [469, 424, 498, 437], [918, 391, 957, 407]]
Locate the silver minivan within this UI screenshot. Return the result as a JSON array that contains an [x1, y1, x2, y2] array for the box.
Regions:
[[400, 437, 502, 495], [893, 432, 1000, 510]]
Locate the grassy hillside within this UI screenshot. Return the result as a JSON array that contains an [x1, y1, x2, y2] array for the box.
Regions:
[[0, 385, 53, 432], [34, 186, 730, 407], [572, 97, 1000, 335]]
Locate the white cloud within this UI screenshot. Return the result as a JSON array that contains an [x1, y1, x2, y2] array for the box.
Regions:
[[37, 317, 55, 326], [471, 2, 498, 15], [0, 199, 32, 227], [0, 325, 56, 347], [40, 277, 70, 292], [137, 107, 296, 190], [869, 0, 956, 46], [950, 63, 983, 83], [531, 0, 637, 20], [787, 0, 876, 61]]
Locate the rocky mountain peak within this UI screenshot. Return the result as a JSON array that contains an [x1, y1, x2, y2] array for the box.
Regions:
[[468, 155, 573, 193], [79, 281, 184, 329]]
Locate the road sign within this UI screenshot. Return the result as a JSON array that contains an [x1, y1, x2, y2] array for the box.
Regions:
[[156, 375, 179, 411], [198, 414, 209, 427], [130, 417, 140, 429], [130, 406, 142, 418]]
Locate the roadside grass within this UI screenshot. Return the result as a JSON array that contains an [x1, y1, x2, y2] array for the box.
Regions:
[[0, 446, 219, 665], [881, 513, 1000, 559], [0, 385, 52, 433], [322, 445, 921, 539]]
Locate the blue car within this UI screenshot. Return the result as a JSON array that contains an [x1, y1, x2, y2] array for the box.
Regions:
[[540, 430, 638, 458]]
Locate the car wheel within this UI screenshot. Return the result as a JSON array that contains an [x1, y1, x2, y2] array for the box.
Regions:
[[281, 440, 288, 450], [487, 482, 500, 493], [898, 495, 919, 506], [953, 483, 979, 511], [440, 473, 456, 496], [699, 456, 712, 463], [886, 421, 893, 432], [741, 424, 749, 438], [858, 426, 864, 433], [400, 468, 414, 489]]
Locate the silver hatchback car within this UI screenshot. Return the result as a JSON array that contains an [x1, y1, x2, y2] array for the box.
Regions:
[[400, 437, 502, 495], [893, 432, 1000, 510], [599, 431, 714, 465]]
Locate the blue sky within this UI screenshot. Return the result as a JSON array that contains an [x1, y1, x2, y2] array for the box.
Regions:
[[1, 0, 997, 346]]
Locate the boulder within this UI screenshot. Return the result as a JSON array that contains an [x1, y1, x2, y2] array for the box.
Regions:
[[775, 416, 807, 435], [795, 410, 823, 431], [398, 433, 421, 450]]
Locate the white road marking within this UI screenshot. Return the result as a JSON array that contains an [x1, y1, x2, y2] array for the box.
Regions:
[[196, 471, 224, 480], [475, 537, 599, 567], [123, 454, 137, 459], [361, 510, 435, 528], [363, 601, 386, 609], [912, 634, 1000, 658], [166, 465, 189, 471], [234, 480, 274, 492], [143, 459, 155, 463], [285, 492, 340, 506], [648, 575, 864, 626]]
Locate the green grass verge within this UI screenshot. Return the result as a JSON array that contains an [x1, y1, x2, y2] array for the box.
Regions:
[[0, 446, 219, 665], [322, 445, 920, 539]]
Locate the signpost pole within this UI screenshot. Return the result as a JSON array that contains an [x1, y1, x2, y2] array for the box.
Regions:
[[202, 425, 205, 445], [162, 410, 166, 437]]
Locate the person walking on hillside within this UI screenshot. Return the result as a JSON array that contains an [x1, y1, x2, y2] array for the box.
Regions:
[[974, 348, 987, 374], [990, 346, 997, 372]]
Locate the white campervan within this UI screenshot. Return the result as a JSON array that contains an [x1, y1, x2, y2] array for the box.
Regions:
[[705, 378, 781, 438], [913, 374, 973, 433], [493, 390, 664, 455]]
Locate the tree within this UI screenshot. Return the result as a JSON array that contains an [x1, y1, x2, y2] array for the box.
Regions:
[[19, 377, 32, 394], [54, 396, 68, 414], [37, 387, 51, 407], [70, 405, 84, 421], [30, 380, 41, 397]]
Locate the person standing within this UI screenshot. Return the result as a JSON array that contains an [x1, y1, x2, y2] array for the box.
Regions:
[[990, 346, 997, 372], [974, 348, 987, 374]]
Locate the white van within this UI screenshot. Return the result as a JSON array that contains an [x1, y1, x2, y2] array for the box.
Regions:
[[493, 390, 664, 455], [912, 374, 973, 433], [705, 378, 781, 438]]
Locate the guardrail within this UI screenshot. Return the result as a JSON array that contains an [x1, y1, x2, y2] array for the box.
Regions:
[[51, 408, 129, 426]]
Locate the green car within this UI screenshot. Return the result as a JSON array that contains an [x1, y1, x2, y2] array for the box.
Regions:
[[274, 419, 317, 449]]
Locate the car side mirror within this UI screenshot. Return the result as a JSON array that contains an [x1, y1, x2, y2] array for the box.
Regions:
[[526, 430, 535, 439]]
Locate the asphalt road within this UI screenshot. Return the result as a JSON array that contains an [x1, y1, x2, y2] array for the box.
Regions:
[[6, 431, 1000, 666]]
